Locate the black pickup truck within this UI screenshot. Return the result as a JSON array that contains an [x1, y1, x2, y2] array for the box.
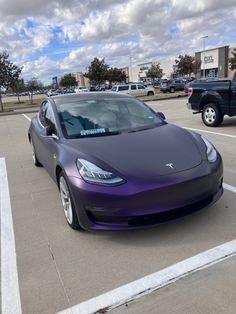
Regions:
[[187, 72, 236, 126]]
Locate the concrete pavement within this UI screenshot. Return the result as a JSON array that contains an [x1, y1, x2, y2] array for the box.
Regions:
[[0, 98, 235, 314]]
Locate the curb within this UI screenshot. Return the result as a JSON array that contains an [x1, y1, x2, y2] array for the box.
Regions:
[[0, 108, 39, 117]]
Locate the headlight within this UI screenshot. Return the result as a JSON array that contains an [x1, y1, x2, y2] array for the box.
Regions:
[[76, 158, 125, 186], [201, 136, 217, 163]]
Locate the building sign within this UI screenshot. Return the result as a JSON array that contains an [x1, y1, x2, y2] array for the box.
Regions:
[[204, 56, 214, 63], [201, 48, 218, 70], [139, 66, 150, 74], [52, 76, 58, 84]]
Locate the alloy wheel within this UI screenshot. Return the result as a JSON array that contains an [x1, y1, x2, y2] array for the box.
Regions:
[[59, 176, 73, 225]]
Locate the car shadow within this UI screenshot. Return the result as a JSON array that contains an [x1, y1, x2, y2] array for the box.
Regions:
[[220, 116, 236, 128]]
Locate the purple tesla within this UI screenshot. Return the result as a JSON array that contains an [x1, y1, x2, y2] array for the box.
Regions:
[[28, 93, 223, 231]]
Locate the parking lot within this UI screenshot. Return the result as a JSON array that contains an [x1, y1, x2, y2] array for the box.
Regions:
[[1, 97, 236, 314]]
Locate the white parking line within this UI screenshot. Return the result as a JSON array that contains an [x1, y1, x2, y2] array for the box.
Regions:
[[184, 127, 236, 138], [21, 111, 236, 313], [57, 239, 236, 314], [22, 113, 31, 122], [223, 183, 236, 194], [0, 158, 22, 314]]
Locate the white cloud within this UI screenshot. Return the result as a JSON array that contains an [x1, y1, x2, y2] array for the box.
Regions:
[[171, 0, 236, 19], [0, 0, 236, 84]]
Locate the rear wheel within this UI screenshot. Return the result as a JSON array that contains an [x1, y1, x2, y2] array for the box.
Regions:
[[147, 91, 154, 96], [59, 173, 81, 230], [202, 103, 223, 127]]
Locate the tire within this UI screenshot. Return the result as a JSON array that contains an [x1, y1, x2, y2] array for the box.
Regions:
[[59, 173, 81, 230], [147, 91, 154, 96], [31, 141, 42, 167], [170, 87, 175, 93], [202, 103, 223, 127]]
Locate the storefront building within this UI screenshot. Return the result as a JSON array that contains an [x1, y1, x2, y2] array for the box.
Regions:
[[195, 46, 229, 78]]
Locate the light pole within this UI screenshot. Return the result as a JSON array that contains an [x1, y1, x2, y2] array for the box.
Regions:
[[201, 35, 208, 78], [129, 55, 133, 82]]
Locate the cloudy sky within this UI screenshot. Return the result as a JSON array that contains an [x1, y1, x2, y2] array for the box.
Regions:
[[1, 0, 236, 84]]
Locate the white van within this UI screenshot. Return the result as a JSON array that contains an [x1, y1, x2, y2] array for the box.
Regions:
[[111, 83, 155, 97], [74, 86, 89, 93]]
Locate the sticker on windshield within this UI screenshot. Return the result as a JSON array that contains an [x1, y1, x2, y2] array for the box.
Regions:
[[80, 128, 106, 136]]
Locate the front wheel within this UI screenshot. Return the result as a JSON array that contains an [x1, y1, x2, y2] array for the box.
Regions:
[[31, 141, 42, 167], [170, 87, 175, 93], [202, 104, 223, 127], [59, 174, 81, 230]]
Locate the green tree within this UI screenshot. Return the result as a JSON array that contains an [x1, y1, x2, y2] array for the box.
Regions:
[[11, 78, 25, 103], [60, 73, 77, 88], [229, 48, 236, 71], [146, 63, 164, 79], [107, 67, 127, 83], [175, 54, 199, 76], [0, 51, 22, 111], [85, 58, 109, 84], [27, 78, 43, 105], [192, 58, 201, 76]]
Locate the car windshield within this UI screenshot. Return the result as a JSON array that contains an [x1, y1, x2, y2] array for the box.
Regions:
[[56, 97, 164, 139]]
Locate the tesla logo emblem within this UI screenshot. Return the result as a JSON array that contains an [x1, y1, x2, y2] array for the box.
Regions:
[[166, 163, 174, 169]]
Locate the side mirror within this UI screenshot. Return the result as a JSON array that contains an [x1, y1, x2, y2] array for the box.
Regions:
[[157, 112, 166, 120]]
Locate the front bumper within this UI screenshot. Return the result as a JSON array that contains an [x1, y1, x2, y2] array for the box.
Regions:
[[67, 159, 223, 231]]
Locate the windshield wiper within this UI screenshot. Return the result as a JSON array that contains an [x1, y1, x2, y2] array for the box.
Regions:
[[127, 125, 157, 133]]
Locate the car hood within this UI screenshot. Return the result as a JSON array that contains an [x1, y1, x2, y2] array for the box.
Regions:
[[65, 124, 202, 180]]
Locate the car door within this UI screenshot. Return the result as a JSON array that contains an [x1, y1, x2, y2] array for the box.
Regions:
[[130, 84, 137, 96], [118, 85, 130, 94], [174, 80, 180, 90], [230, 80, 236, 115], [33, 101, 59, 180], [137, 84, 146, 96]]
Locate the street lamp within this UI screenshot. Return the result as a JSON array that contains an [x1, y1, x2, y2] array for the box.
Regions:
[[201, 35, 208, 78], [129, 55, 133, 82]]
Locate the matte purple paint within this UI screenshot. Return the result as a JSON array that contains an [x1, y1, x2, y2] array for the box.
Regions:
[[29, 93, 223, 231]]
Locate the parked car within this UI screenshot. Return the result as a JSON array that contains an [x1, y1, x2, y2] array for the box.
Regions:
[[111, 83, 155, 96], [89, 86, 96, 92], [187, 71, 236, 126], [184, 78, 208, 93], [28, 92, 223, 231], [160, 79, 185, 93], [47, 89, 58, 96], [74, 86, 89, 93], [95, 84, 106, 91]]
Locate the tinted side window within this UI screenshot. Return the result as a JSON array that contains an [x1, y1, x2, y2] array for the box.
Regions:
[[118, 85, 129, 91], [131, 85, 136, 90], [175, 80, 181, 83], [38, 102, 47, 127], [138, 85, 145, 89], [39, 101, 56, 129], [45, 104, 56, 127]]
